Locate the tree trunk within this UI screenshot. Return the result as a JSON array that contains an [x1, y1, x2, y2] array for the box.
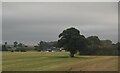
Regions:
[[70, 52, 74, 58]]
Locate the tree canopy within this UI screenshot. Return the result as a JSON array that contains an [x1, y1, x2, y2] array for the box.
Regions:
[[58, 27, 87, 57], [87, 36, 100, 45]]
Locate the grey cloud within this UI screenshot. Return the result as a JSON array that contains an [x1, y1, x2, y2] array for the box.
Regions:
[[2, 2, 118, 44]]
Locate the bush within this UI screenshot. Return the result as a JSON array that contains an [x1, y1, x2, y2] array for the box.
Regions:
[[20, 48, 27, 52], [15, 49, 20, 52], [11, 50, 14, 52], [38, 50, 41, 52], [21, 50, 26, 52]]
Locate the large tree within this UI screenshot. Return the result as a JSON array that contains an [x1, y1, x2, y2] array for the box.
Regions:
[[58, 27, 86, 58], [87, 36, 100, 45]]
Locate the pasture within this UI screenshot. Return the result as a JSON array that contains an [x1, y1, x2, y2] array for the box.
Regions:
[[2, 52, 118, 71]]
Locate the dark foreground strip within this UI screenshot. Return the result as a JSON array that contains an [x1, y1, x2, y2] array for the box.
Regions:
[[1, 71, 120, 73]]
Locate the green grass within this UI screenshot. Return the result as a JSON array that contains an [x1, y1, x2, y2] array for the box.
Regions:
[[2, 52, 118, 71]]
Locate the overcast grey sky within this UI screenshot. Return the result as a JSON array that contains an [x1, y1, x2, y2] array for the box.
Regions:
[[2, 2, 118, 45]]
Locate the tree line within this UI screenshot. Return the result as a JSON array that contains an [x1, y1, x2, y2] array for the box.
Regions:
[[57, 27, 119, 57], [2, 27, 119, 57]]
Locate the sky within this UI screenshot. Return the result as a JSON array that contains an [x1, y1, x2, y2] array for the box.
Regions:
[[2, 2, 118, 45]]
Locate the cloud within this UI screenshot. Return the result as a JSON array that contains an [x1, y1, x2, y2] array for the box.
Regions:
[[2, 2, 118, 44]]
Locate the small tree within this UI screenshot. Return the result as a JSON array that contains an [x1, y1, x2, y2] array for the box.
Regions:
[[58, 27, 86, 58], [2, 45, 8, 51], [17, 43, 26, 52], [14, 41, 18, 47], [2, 42, 8, 51], [38, 41, 44, 52], [5, 42, 7, 46]]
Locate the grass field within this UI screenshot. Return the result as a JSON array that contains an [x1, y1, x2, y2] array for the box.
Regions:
[[2, 52, 118, 71]]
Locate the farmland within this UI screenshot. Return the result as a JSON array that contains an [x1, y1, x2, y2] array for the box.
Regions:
[[2, 52, 118, 71]]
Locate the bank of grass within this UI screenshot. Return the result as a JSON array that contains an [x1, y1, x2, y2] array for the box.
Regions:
[[2, 52, 118, 71]]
